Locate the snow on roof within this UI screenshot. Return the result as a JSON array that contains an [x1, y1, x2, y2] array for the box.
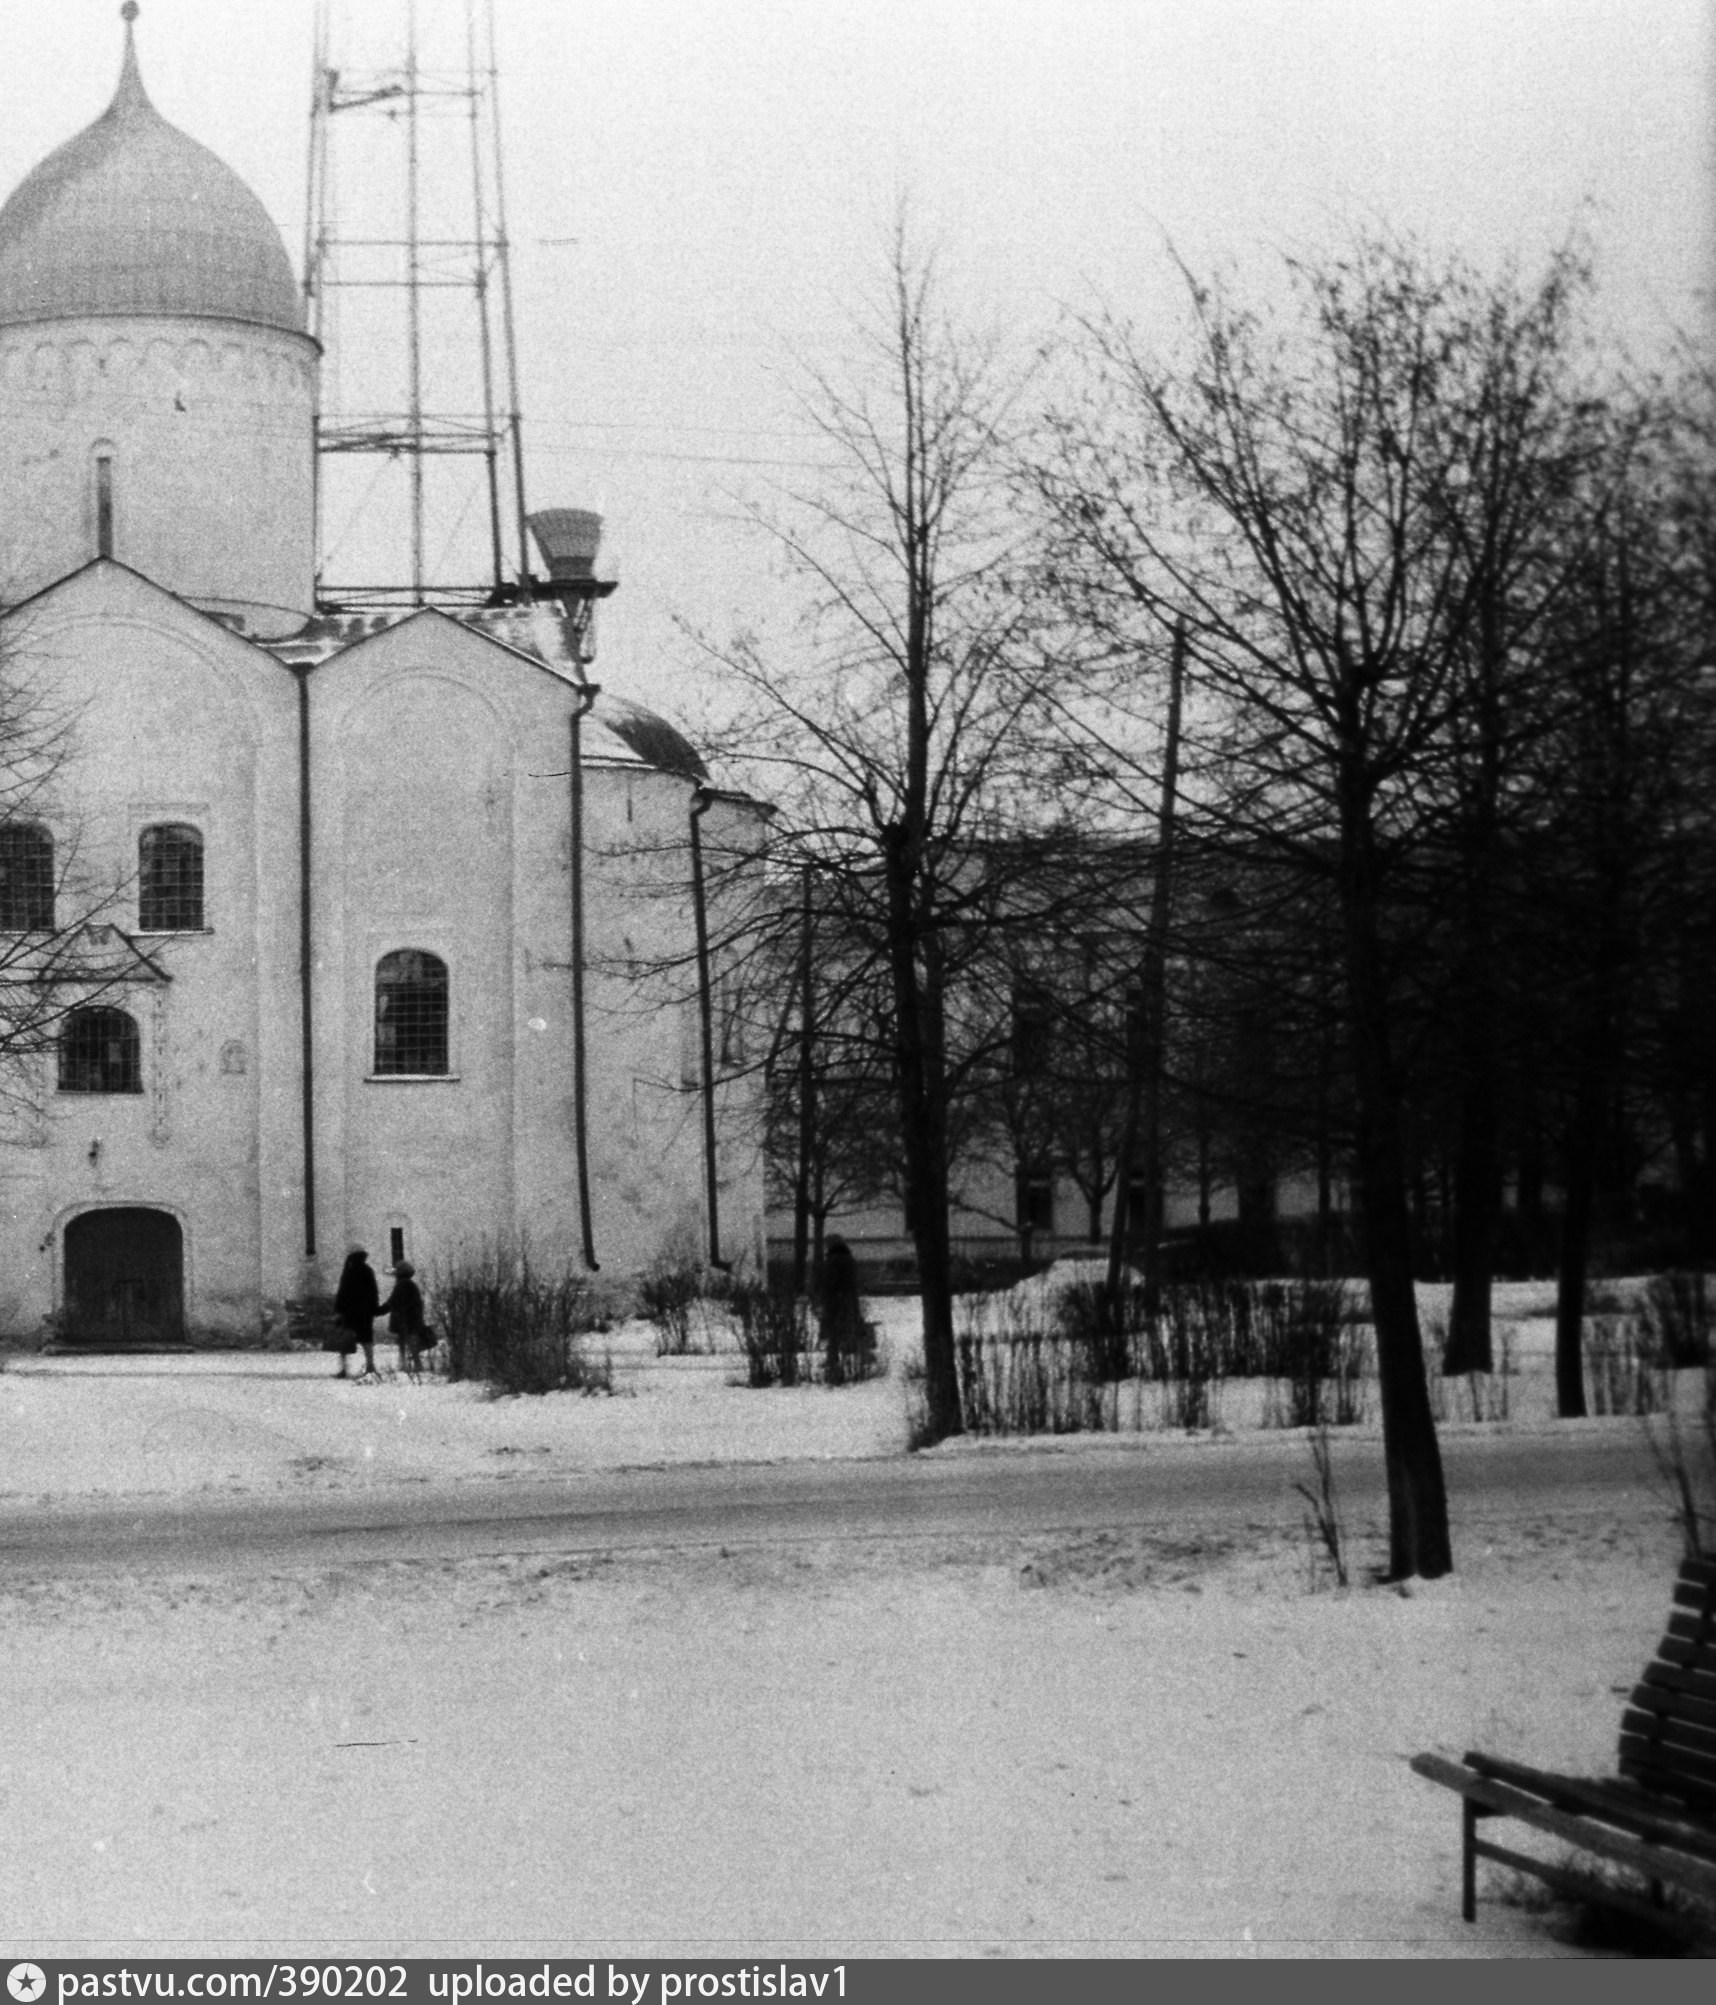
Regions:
[[261, 602, 707, 780]]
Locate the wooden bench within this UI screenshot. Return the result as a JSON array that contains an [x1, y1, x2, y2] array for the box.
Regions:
[[1411, 1555, 1716, 1951]]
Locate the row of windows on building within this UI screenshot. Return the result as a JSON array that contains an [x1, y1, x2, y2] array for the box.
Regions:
[[0, 822, 205, 933], [55, 951, 452, 1092]]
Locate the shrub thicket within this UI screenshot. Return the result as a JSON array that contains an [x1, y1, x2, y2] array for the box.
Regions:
[[728, 1275, 811, 1388], [638, 1249, 707, 1355], [936, 1275, 1370, 1438], [952, 1296, 1118, 1435], [435, 1242, 611, 1396], [1585, 1314, 1668, 1418], [1639, 1271, 1713, 1369]]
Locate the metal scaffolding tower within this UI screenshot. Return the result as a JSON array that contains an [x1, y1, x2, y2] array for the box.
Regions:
[[304, 0, 533, 610]]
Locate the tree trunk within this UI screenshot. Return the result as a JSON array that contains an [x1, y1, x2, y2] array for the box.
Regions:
[[1110, 622, 1183, 1315], [1445, 605, 1506, 1372], [1135, 623, 1183, 1318], [1554, 1068, 1601, 1419], [1314, 929, 1336, 1276], [1444, 974, 1498, 1372], [1697, 1071, 1716, 1263], [1555, 804, 1627, 1417], [811, 1201, 828, 1295], [1338, 762, 1453, 1579], [884, 825, 961, 1442], [791, 867, 815, 1297], [1516, 1074, 1546, 1257]]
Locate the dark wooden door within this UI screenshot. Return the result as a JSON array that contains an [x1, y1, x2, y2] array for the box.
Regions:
[[63, 1209, 184, 1345]]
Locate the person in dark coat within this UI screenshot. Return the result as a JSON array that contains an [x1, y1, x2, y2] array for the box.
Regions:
[[332, 1247, 381, 1380], [380, 1260, 428, 1375], [819, 1235, 873, 1384]]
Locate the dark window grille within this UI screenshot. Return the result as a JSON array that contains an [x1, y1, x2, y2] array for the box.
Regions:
[[139, 824, 204, 931], [1011, 982, 1052, 1077], [1016, 1166, 1055, 1237], [59, 1007, 143, 1094], [389, 1226, 406, 1268], [0, 823, 54, 931], [374, 950, 450, 1075]]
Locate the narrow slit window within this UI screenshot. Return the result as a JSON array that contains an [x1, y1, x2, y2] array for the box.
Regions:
[[0, 823, 54, 930], [96, 455, 114, 559], [374, 951, 449, 1076], [59, 1007, 142, 1094], [389, 1226, 406, 1268], [139, 824, 204, 931]]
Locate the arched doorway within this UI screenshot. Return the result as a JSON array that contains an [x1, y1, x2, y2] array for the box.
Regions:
[[62, 1209, 185, 1346]]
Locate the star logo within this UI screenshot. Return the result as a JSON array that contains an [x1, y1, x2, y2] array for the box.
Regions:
[[7, 1968, 47, 2005]]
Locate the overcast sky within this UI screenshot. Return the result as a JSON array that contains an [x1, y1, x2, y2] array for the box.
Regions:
[[2, 1, 1709, 718]]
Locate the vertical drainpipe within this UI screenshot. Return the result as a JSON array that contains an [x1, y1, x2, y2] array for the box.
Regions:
[[688, 786, 727, 1270], [569, 689, 600, 1270], [295, 665, 317, 1260], [792, 861, 815, 1295]]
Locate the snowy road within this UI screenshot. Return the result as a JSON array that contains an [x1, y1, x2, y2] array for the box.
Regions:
[[0, 1369, 1695, 1958], [0, 1423, 1666, 1581], [2, 1321, 1702, 1955]]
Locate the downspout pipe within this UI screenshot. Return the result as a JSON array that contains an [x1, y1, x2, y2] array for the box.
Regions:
[[688, 786, 728, 1271], [294, 665, 317, 1261], [569, 687, 600, 1270], [791, 861, 815, 1296]]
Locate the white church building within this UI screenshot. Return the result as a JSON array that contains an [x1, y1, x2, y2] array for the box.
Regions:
[[0, 18, 764, 1343]]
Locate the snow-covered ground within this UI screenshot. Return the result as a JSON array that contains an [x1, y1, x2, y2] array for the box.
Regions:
[[0, 1286, 1708, 1959], [0, 1280, 1698, 1503]]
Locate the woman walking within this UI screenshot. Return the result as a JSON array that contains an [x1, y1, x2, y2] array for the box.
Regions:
[[381, 1260, 428, 1375], [332, 1247, 381, 1380]]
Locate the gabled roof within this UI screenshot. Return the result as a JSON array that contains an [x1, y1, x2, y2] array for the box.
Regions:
[[0, 557, 289, 665], [3, 559, 712, 784], [265, 602, 708, 779]]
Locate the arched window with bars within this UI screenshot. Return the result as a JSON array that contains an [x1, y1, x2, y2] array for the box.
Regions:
[[59, 1007, 143, 1094], [0, 823, 54, 931], [139, 824, 204, 932], [374, 950, 450, 1076]]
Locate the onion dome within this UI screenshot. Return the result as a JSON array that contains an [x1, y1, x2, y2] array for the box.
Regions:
[[0, 8, 303, 336]]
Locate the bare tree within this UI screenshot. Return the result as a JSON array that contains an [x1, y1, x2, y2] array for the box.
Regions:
[[0, 629, 134, 1125], [691, 226, 1069, 1442], [1416, 255, 1614, 1375], [764, 897, 900, 1292], [1525, 399, 1716, 1413], [1031, 237, 1614, 1578]]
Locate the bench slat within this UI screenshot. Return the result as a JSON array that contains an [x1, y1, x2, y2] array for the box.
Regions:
[[1414, 1566, 1716, 1939], [1469, 1834, 1716, 1951], [1620, 1707, 1716, 1763], [1618, 1730, 1716, 1788], [1659, 1636, 1716, 1677], [1618, 1755, 1716, 1817], [1627, 1680, 1716, 1733], [1459, 1752, 1716, 1862], [1666, 1610, 1716, 1646], [1409, 1754, 1716, 1902], [1640, 1661, 1716, 1710]]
